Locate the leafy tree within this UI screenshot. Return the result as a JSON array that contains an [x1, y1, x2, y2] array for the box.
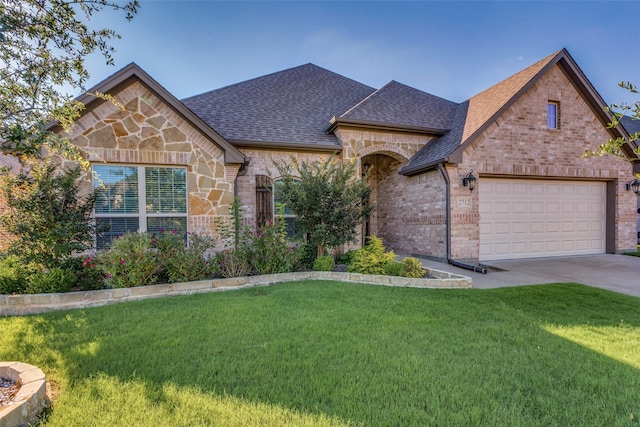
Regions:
[[273, 156, 372, 258], [0, 160, 102, 268], [0, 0, 139, 160], [584, 82, 640, 170]]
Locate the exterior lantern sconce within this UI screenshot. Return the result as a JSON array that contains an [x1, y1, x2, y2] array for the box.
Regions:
[[362, 161, 372, 176], [462, 171, 477, 192], [626, 178, 640, 194]]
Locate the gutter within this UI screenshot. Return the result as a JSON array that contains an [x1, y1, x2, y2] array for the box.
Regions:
[[437, 163, 487, 274]]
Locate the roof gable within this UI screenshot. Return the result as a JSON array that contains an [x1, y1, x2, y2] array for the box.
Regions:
[[72, 63, 245, 164], [334, 80, 458, 133], [402, 48, 631, 175], [182, 64, 375, 149]]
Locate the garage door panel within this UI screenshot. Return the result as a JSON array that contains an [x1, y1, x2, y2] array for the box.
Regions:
[[480, 179, 605, 260]]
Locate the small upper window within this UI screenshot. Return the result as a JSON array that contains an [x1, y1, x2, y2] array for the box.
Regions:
[[548, 102, 559, 129]]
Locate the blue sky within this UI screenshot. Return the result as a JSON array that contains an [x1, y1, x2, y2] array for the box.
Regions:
[[86, 1, 640, 107]]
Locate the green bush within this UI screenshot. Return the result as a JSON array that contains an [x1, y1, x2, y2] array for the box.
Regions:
[[0, 161, 101, 269], [403, 257, 426, 278], [298, 242, 319, 269], [0, 255, 36, 294], [98, 232, 160, 288], [155, 231, 217, 283], [348, 236, 395, 275], [383, 261, 404, 277], [62, 256, 107, 291], [249, 219, 298, 274], [313, 255, 335, 272], [335, 250, 357, 265], [26, 266, 76, 294]]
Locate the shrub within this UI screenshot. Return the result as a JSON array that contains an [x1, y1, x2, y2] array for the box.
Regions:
[[348, 236, 395, 275], [383, 261, 404, 277], [403, 257, 426, 278], [155, 230, 217, 283], [0, 255, 36, 294], [63, 256, 107, 291], [313, 255, 335, 272], [215, 249, 251, 278], [248, 219, 299, 275], [0, 161, 102, 269], [335, 250, 357, 265], [26, 266, 75, 294], [98, 232, 160, 288], [298, 242, 319, 269]]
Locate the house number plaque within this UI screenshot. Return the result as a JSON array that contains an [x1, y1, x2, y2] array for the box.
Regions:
[[457, 197, 471, 207]]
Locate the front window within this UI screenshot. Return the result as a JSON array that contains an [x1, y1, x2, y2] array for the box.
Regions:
[[93, 165, 187, 249], [273, 178, 298, 237]]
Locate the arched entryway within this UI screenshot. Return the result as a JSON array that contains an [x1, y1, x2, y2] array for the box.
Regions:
[[359, 149, 410, 250]]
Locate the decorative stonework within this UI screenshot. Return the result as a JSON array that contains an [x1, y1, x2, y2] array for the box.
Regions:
[[62, 81, 239, 242], [0, 362, 47, 427]]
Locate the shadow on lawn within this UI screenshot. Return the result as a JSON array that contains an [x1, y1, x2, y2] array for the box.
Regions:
[[4, 282, 640, 426]]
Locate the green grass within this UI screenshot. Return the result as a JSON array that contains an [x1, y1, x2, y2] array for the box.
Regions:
[[2, 281, 640, 426], [623, 245, 640, 257]]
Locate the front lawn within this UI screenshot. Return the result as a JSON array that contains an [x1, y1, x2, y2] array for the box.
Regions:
[[2, 281, 640, 426]]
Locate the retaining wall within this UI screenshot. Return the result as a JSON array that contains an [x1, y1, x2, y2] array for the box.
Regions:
[[1, 269, 471, 316]]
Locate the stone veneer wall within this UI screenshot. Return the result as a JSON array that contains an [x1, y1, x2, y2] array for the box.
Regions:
[[60, 81, 238, 243], [451, 64, 637, 260]]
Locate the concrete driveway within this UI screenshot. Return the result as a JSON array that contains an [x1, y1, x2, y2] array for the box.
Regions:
[[419, 254, 640, 298]]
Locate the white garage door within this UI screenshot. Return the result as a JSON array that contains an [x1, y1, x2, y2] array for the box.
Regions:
[[479, 178, 606, 261]]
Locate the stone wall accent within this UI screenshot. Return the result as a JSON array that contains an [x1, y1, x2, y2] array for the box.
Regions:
[[0, 362, 47, 427], [0, 268, 472, 316], [61, 80, 238, 242], [450, 64, 637, 259]]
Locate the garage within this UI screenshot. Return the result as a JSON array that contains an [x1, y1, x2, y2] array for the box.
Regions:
[[479, 178, 606, 261]]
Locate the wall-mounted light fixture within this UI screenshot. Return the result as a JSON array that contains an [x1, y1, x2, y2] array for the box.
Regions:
[[626, 178, 640, 194], [462, 171, 477, 192], [362, 161, 372, 176]]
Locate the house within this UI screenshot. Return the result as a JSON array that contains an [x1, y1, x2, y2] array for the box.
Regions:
[[52, 48, 638, 264]]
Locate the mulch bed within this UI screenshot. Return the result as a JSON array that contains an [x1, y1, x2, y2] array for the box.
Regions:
[[0, 377, 20, 406]]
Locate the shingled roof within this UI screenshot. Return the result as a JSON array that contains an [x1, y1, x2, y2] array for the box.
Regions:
[[401, 48, 629, 175], [182, 64, 375, 149], [332, 80, 458, 133]]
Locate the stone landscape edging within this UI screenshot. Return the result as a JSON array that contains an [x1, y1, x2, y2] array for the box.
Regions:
[[0, 269, 472, 316], [0, 362, 48, 427]]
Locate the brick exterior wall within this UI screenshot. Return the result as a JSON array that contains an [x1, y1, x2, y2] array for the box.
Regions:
[[235, 148, 340, 228], [450, 64, 636, 260], [335, 128, 445, 255]]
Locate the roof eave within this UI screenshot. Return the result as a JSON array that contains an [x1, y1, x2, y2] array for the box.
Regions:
[[228, 139, 343, 153], [400, 158, 447, 176], [326, 117, 449, 136]]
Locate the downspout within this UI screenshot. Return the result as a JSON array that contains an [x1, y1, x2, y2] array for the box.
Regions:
[[437, 163, 487, 274]]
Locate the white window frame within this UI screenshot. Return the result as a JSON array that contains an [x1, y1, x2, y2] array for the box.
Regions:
[[93, 164, 188, 247]]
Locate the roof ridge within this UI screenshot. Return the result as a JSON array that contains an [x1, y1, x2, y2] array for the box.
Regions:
[[182, 63, 374, 101]]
